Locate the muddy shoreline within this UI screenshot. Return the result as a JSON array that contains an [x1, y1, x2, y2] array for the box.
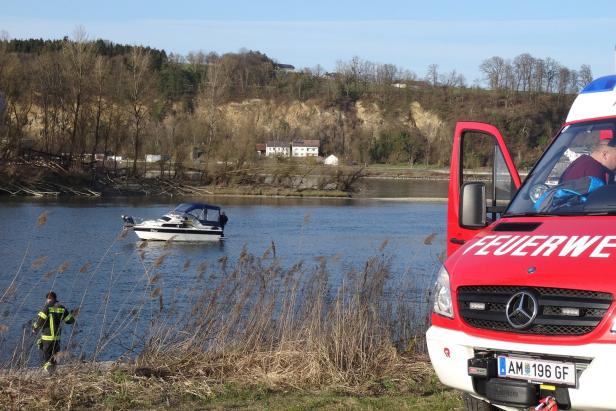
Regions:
[[0, 164, 454, 199]]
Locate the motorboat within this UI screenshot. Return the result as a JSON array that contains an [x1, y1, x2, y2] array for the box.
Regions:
[[123, 203, 225, 241]]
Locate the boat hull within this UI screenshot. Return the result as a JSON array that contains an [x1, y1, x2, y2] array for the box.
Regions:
[[133, 227, 222, 241]]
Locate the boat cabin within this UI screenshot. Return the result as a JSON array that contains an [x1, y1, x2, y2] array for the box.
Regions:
[[168, 203, 221, 226]]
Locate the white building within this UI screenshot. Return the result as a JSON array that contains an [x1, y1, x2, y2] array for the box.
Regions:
[[291, 139, 320, 157], [266, 142, 291, 157], [145, 154, 162, 163], [324, 154, 339, 166]]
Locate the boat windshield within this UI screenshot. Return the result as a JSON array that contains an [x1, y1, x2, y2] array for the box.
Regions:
[[505, 118, 616, 217], [172, 203, 220, 224]]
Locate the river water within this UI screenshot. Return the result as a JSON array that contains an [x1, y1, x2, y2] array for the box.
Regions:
[[0, 179, 448, 365]]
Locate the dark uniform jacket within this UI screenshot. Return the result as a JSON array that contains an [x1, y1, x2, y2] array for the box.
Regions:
[[560, 154, 614, 184], [219, 214, 228, 228], [32, 303, 75, 342]]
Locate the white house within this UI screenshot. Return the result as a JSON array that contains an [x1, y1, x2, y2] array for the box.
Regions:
[[291, 139, 320, 157], [324, 154, 339, 166], [145, 154, 162, 163], [266, 141, 291, 157]]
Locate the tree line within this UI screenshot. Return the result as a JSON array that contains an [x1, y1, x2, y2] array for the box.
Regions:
[[479, 53, 592, 94], [0, 29, 591, 176]]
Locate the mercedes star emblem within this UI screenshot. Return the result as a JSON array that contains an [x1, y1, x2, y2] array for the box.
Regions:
[[505, 291, 539, 329]]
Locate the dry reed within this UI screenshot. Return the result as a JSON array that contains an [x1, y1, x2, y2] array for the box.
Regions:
[[133, 244, 432, 395], [30, 256, 48, 270], [36, 211, 48, 227]]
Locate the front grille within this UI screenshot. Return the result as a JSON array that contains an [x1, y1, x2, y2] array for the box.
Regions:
[[458, 286, 612, 336]]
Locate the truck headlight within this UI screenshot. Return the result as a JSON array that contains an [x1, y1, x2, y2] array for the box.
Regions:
[[432, 265, 454, 318]]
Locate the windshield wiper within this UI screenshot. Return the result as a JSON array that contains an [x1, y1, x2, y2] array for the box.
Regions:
[[581, 209, 616, 215]]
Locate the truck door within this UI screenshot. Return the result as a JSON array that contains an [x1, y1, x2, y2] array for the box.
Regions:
[[447, 122, 521, 256]]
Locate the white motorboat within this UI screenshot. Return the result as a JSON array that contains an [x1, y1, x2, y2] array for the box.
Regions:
[[124, 203, 225, 241]]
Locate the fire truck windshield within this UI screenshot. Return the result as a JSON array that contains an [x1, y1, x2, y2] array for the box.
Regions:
[[505, 119, 616, 216]]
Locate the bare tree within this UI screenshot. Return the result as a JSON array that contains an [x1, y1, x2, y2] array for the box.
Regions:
[[311, 64, 324, 78], [399, 69, 417, 81], [186, 51, 208, 82], [441, 70, 466, 88], [91, 55, 110, 161], [33, 52, 65, 154], [543, 57, 560, 93], [197, 54, 232, 166], [531, 58, 545, 92], [62, 26, 94, 164], [480, 56, 507, 89], [556, 67, 571, 94], [426, 64, 439, 86], [503, 61, 516, 91], [513, 53, 535, 92], [0, 46, 35, 160], [0, 30, 8, 79], [579, 64, 593, 88], [124, 47, 153, 175], [336, 56, 376, 95], [0, 31, 10, 153], [568, 69, 579, 93], [376, 63, 397, 86]]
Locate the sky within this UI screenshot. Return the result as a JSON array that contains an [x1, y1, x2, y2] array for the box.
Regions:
[[1, 0, 615, 84]]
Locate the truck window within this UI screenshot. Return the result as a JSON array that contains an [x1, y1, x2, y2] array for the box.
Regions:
[[494, 146, 515, 206], [461, 131, 497, 204], [462, 131, 513, 220], [505, 119, 616, 216]]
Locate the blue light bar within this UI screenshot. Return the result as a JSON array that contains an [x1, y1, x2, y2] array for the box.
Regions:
[[580, 75, 616, 94]]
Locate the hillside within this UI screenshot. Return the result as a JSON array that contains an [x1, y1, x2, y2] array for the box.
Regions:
[[0, 37, 578, 179]]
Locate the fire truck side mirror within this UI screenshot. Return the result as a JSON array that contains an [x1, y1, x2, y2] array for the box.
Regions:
[[460, 182, 487, 228]]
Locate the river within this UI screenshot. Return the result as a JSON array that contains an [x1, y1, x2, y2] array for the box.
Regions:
[[0, 180, 448, 365]]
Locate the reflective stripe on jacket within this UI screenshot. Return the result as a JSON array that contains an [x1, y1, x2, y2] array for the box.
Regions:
[[32, 303, 74, 341]]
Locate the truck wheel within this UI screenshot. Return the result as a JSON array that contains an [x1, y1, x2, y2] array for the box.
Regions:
[[463, 393, 497, 411]]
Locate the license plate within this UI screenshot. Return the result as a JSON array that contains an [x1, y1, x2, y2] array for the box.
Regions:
[[497, 356, 576, 386]]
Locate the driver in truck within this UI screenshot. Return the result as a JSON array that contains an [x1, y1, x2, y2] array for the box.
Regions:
[[560, 129, 616, 184]]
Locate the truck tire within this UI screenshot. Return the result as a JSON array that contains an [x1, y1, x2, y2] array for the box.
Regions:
[[463, 393, 497, 411]]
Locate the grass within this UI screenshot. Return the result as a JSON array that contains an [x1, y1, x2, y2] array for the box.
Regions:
[[0, 211, 449, 410], [0, 365, 462, 410]]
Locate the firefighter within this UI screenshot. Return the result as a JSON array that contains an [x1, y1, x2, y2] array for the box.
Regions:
[[31, 291, 75, 372], [219, 211, 228, 229]]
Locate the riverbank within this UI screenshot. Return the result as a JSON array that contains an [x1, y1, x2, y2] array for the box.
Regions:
[[0, 161, 456, 199], [0, 360, 461, 410]]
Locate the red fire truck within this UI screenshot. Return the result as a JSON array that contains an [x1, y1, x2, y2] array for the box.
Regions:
[[427, 75, 616, 410]]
